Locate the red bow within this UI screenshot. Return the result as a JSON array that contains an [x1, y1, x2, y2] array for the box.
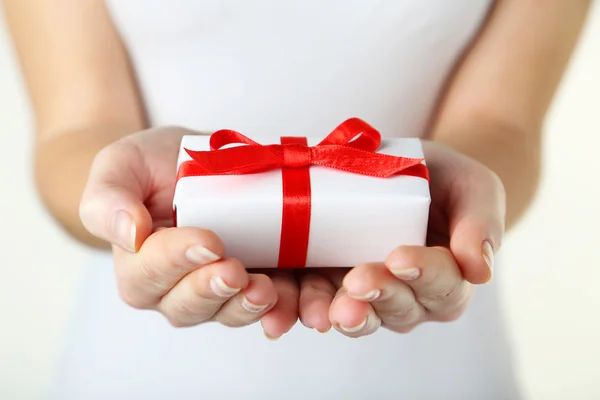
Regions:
[[178, 118, 429, 179], [175, 118, 429, 268]]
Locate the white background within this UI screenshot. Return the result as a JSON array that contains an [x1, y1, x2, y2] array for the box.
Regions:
[[1, 4, 599, 400]]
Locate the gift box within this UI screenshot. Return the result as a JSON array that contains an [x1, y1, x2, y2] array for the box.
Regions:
[[173, 118, 430, 268]]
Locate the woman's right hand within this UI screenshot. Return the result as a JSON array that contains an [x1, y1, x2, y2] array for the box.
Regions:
[[79, 127, 299, 337]]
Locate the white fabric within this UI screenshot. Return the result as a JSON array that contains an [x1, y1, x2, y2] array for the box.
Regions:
[[49, 1, 523, 398]]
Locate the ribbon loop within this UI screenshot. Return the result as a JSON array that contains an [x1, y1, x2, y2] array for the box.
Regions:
[[281, 141, 312, 168], [317, 117, 380, 151], [209, 129, 260, 150]]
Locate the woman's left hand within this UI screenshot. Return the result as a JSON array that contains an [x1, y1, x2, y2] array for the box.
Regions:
[[290, 140, 506, 337]]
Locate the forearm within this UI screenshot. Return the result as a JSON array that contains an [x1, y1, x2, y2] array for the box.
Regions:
[[34, 127, 135, 248], [4, 0, 146, 247], [432, 119, 540, 229], [428, 0, 590, 229]]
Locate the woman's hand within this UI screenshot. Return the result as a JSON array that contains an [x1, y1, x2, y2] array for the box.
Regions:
[[297, 141, 506, 337], [79, 127, 298, 336]]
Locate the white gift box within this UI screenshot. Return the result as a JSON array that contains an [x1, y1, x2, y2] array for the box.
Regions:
[[173, 134, 430, 268]]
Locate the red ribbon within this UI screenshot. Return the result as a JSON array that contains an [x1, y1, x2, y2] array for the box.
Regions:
[[176, 118, 429, 268]]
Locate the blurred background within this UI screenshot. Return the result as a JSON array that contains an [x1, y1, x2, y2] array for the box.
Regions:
[[1, 4, 599, 400]]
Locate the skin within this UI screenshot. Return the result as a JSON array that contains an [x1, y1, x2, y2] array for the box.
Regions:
[[3, 0, 590, 339]]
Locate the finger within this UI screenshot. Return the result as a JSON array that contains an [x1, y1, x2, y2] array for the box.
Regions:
[[298, 273, 337, 333], [157, 258, 249, 327], [114, 227, 225, 309], [79, 141, 153, 252], [426, 142, 506, 284], [329, 289, 381, 338], [343, 263, 425, 331], [385, 246, 473, 321], [215, 274, 278, 327], [449, 170, 504, 284], [260, 272, 300, 339]]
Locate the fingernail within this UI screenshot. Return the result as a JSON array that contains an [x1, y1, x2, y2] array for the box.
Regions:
[[209, 276, 240, 298], [242, 297, 269, 313], [186, 245, 220, 265], [264, 331, 281, 341], [339, 318, 367, 333], [391, 267, 420, 281], [482, 240, 494, 282], [349, 289, 381, 302], [112, 210, 136, 252]]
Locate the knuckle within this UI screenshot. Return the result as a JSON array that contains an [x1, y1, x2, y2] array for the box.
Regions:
[[166, 316, 187, 328], [199, 228, 221, 245], [165, 300, 196, 327], [188, 271, 217, 302], [435, 307, 466, 322], [187, 227, 223, 250], [168, 274, 221, 317], [137, 258, 168, 289], [418, 281, 465, 310], [380, 302, 421, 325], [418, 267, 443, 288], [388, 246, 421, 268], [430, 285, 473, 322], [182, 228, 213, 244], [118, 286, 149, 310]]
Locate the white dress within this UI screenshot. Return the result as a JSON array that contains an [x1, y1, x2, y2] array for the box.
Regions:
[[49, 1, 523, 399]]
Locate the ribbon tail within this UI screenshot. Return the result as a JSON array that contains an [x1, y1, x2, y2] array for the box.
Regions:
[[183, 146, 283, 175], [312, 146, 429, 180], [395, 163, 429, 181]]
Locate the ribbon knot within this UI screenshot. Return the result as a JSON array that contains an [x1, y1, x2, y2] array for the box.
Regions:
[[281, 142, 312, 168]]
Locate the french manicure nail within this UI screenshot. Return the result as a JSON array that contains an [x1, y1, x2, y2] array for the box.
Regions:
[[112, 210, 136, 252], [482, 240, 495, 282], [242, 297, 269, 313], [339, 318, 367, 333], [186, 245, 220, 265], [209, 276, 240, 298], [391, 267, 421, 281], [350, 289, 381, 302]]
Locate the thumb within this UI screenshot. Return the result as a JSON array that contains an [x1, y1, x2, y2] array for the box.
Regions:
[[79, 142, 153, 252], [446, 165, 506, 285]]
